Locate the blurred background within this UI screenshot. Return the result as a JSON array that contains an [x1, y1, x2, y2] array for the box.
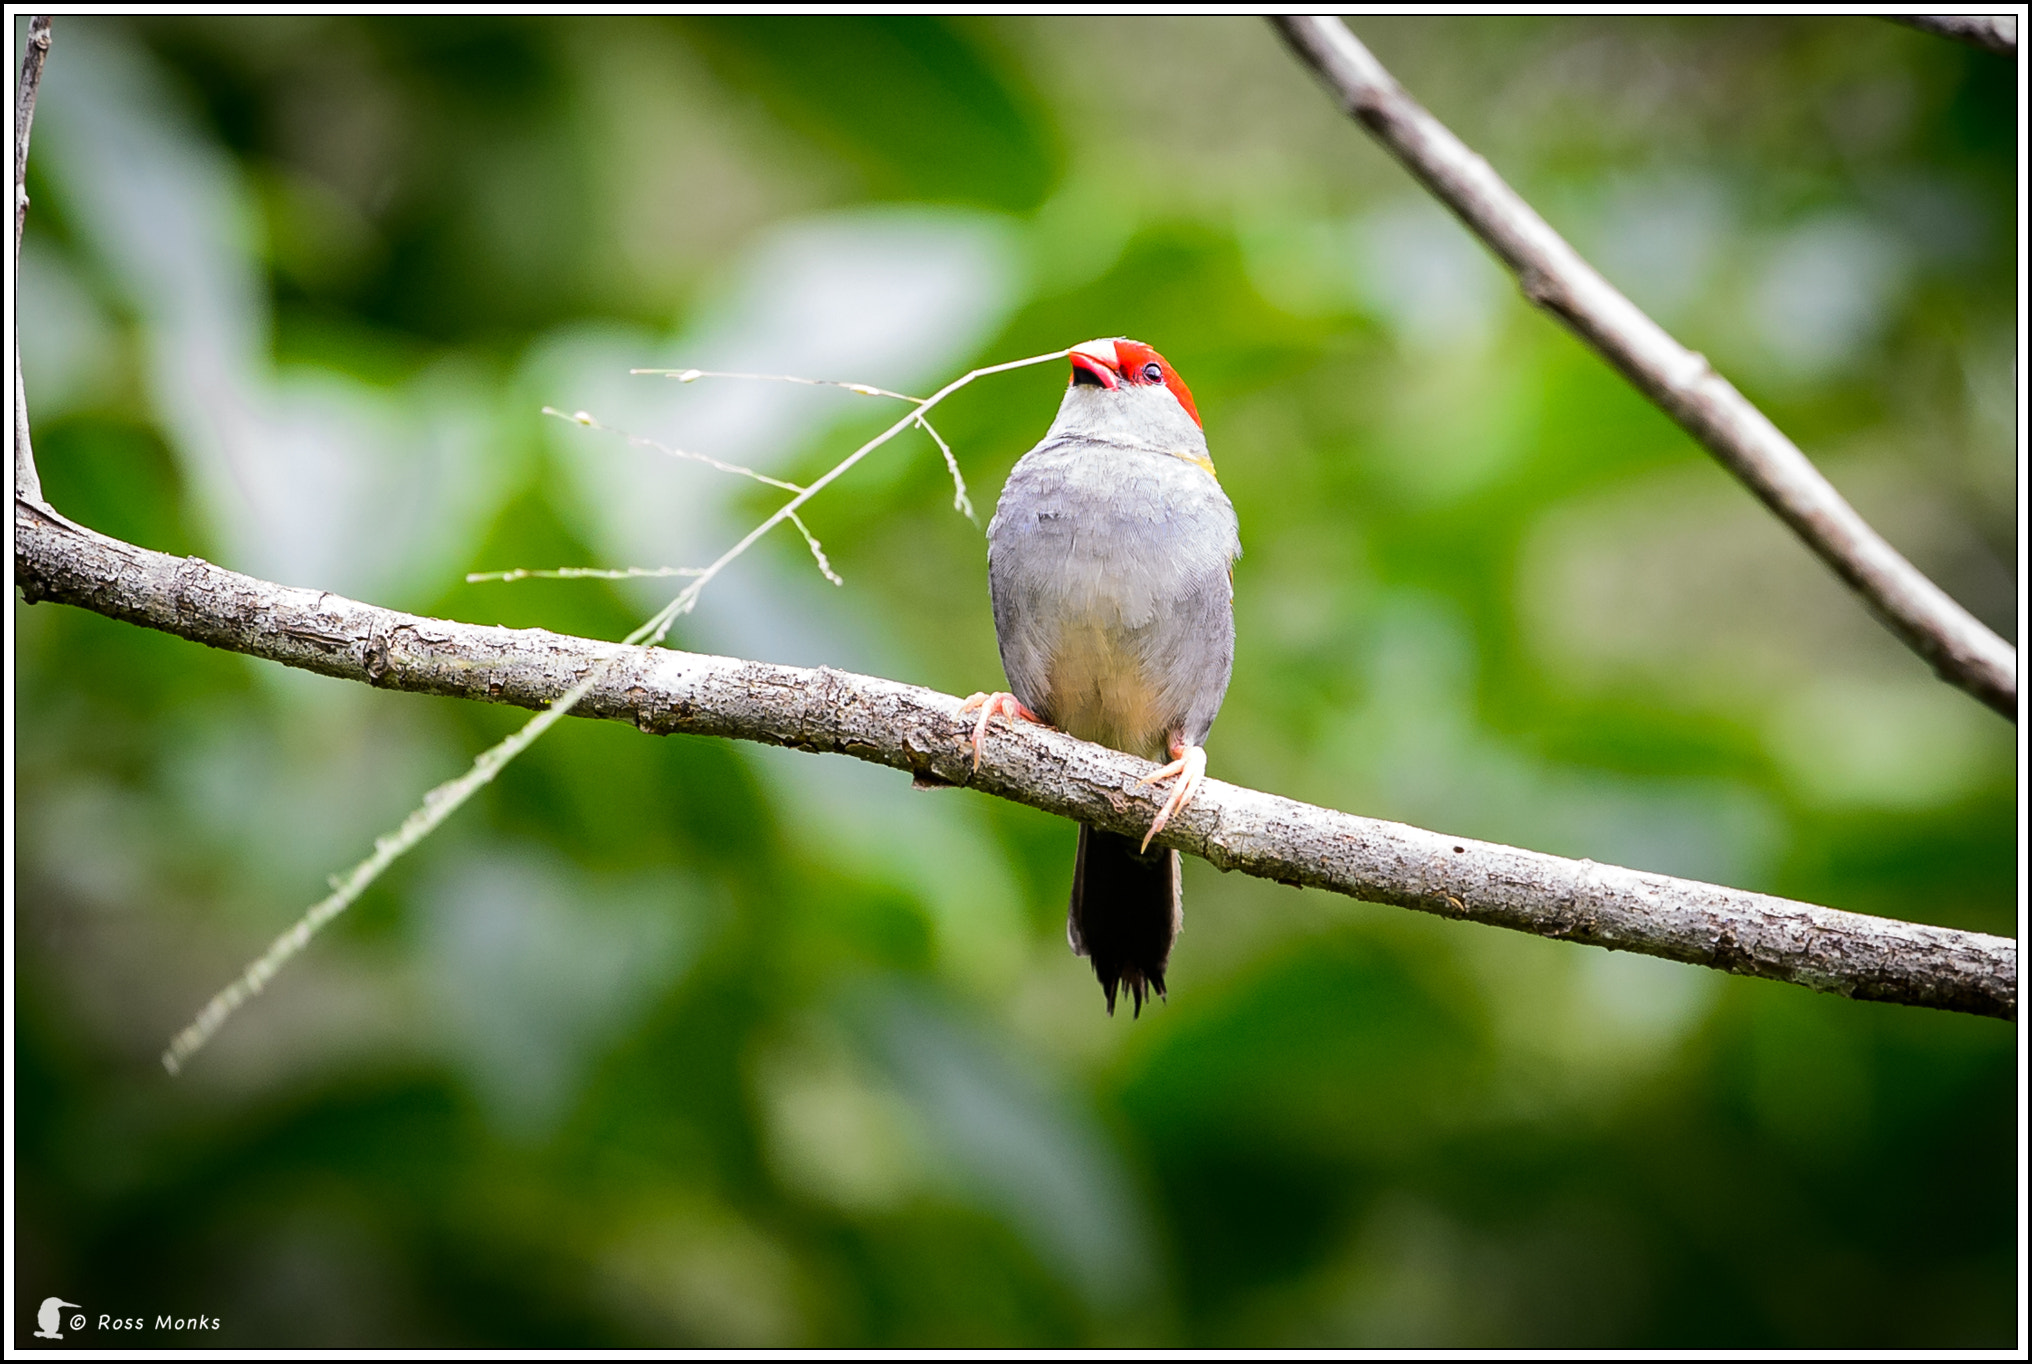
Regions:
[[11, 15, 2018, 1348]]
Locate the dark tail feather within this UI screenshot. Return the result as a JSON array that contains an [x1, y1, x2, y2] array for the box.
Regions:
[[1068, 824, 1182, 1017]]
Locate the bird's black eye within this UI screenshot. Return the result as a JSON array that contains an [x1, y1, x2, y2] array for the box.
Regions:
[[1142, 362, 1163, 383]]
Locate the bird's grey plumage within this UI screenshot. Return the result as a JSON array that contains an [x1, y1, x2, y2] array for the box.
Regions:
[[986, 353, 1239, 1014], [989, 436, 1237, 757]]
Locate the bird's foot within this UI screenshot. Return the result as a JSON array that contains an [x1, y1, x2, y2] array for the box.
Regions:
[[957, 692, 1041, 771], [1136, 741, 1207, 852]]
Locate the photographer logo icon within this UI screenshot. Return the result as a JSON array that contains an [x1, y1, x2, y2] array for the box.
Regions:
[[35, 1298, 82, 1339]]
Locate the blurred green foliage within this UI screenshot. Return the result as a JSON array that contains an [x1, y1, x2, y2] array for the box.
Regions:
[[13, 15, 2017, 1348]]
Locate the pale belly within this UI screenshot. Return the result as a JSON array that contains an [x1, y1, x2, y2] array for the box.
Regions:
[[1039, 620, 1171, 760]]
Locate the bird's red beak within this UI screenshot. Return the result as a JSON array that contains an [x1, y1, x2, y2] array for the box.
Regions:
[[1068, 340, 1122, 390]]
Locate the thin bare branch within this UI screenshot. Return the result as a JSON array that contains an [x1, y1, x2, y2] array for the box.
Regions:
[[133, 349, 1066, 1067], [13, 14, 51, 505], [158, 573, 697, 1074], [14, 348, 35, 504], [1888, 15, 2017, 56], [651, 349, 1066, 625], [16, 498, 2017, 1024], [630, 367, 978, 523], [13, 14, 48, 261], [1271, 16, 2017, 722], [633, 367, 923, 403], [466, 565, 705, 584], [162, 659, 605, 1073], [786, 509, 843, 586], [916, 413, 975, 522], [543, 405, 806, 493]]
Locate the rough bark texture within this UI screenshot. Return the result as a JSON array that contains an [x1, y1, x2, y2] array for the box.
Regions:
[[12, 16, 49, 252], [1272, 16, 2017, 722], [16, 496, 2017, 1022], [13, 15, 51, 506]]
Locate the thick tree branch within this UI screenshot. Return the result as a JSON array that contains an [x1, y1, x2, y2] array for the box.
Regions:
[[1271, 16, 2017, 722], [16, 498, 2016, 1022], [1888, 15, 2017, 56], [12, 14, 50, 505]]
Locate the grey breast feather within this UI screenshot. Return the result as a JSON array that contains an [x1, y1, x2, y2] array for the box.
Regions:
[[987, 436, 1239, 751]]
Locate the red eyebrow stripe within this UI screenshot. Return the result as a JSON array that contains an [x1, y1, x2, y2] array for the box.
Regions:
[[1113, 339, 1201, 428]]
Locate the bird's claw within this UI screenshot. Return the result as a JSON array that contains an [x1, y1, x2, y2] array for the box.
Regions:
[[957, 692, 1039, 771], [1136, 743, 1206, 852]]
